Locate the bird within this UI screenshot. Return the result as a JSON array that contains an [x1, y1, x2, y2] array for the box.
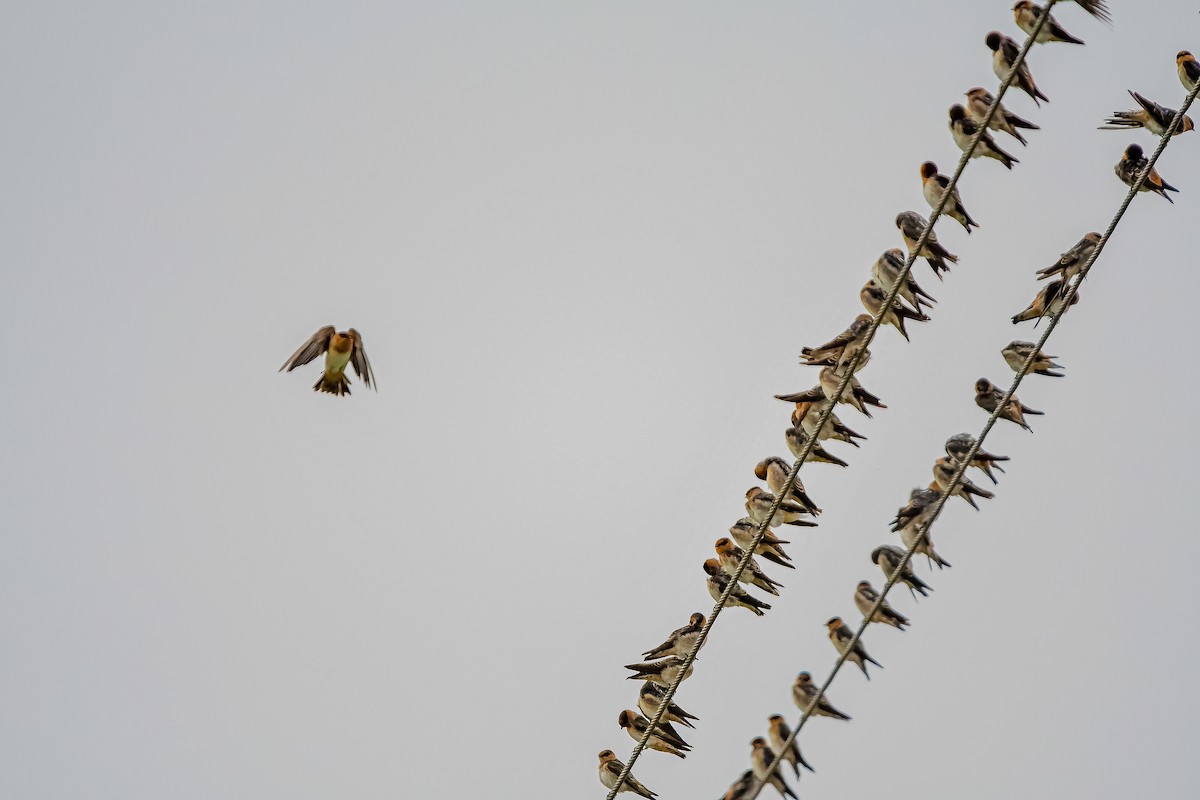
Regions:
[[826, 617, 882, 679], [755, 456, 822, 512], [624, 655, 694, 687], [855, 580, 910, 630], [965, 87, 1039, 146], [1013, 1, 1085, 45], [1116, 143, 1179, 203], [641, 612, 705, 660], [1036, 232, 1101, 282], [768, 714, 815, 777], [872, 248, 937, 312], [745, 487, 817, 528], [1012, 279, 1079, 326], [898, 497, 952, 569], [729, 517, 795, 570], [638, 681, 699, 730], [278, 325, 376, 396], [800, 314, 872, 372], [1003, 340, 1064, 377], [751, 737, 798, 799], [871, 544, 933, 598], [892, 487, 951, 569], [784, 426, 850, 468], [986, 31, 1049, 106], [819, 365, 887, 418], [791, 401, 866, 448], [975, 378, 1043, 432], [618, 709, 690, 758], [716, 537, 784, 596], [1180, 51, 1199, 92], [1100, 90, 1194, 137], [861, 277, 929, 341], [945, 433, 1010, 485], [598, 749, 658, 799], [921, 161, 979, 233], [933, 455, 996, 510], [896, 210, 958, 278], [704, 559, 772, 616], [793, 671, 850, 720], [949, 104, 1019, 168], [1068, 0, 1111, 23], [721, 771, 757, 800]]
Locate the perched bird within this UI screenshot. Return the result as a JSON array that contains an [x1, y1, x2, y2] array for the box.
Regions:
[[755, 456, 822, 513], [730, 517, 795, 570], [704, 559, 772, 616], [1012, 279, 1079, 325], [921, 161, 979, 233], [641, 612, 705, 660], [598, 749, 658, 799], [1115, 143, 1179, 203], [1180, 51, 1199, 92], [826, 617, 881, 679], [986, 31, 1048, 106], [965, 87, 1039, 146], [949, 104, 1019, 169], [933, 455, 995, 510], [896, 210, 958, 278], [791, 401, 866, 448], [872, 248, 937, 312], [945, 432, 1010, 485], [618, 709, 690, 758], [1036, 232, 1101, 282], [871, 544, 933, 597], [751, 737, 797, 800], [861, 277, 929, 341], [819, 365, 888, 418], [855, 580, 910, 630], [1003, 340, 1064, 377], [898, 497, 952, 570], [793, 671, 851, 720], [716, 537, 784, 596], [1013, 1, 1085, 45], [721, 771, 757, 800], [784, 426, 851, 468], [638, 681, 699, 730], [1100, 90, 1194, 137], [745, 487, 817, 528], [279, 325, 376, 396], [1068, 0, 1111, 23], [768, 714, 815, 777], [975, 378, 1044, 432], [800, 314, 872, 372], [892, 487, 951, 569], [624, 655, 694, 687]]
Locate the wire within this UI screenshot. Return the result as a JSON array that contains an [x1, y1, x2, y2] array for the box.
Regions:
[[604, 4, 1067, 796], [744, 59, 1200, 800]]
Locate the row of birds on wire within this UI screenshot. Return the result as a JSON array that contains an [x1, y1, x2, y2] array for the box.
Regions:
[[598, 4, 1200, 799]]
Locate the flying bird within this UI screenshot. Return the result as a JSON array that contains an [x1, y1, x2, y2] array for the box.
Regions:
[[855, 580, 910, 630], [1100, 90, 1194, 137], [1036, 232, 1101, 282], [751, 737, 797, 799], [704, 559, 772, 616], [598, 749, 658, 799], [279, 325, 376, 396], [896, 210, 958, 278], [826, 617, 882, 679], [870, 544, 933, 598], [1013, 1, 1085, 45], [1002, 340, 1064, 376], [768, 714, 815, 777], [986, 31, 1048, 106], [965, 87, 1039, 146], [975, 378, 1043, 432], [949, 104, 1019, 168], [641, 612, 705, 660], [921, 161, 979, 233], [1115, 143, 1179, 203], [793, 671, 851, 720], [945, 433, 1009, 485]]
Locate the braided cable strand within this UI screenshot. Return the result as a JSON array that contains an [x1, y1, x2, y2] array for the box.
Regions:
[[604, 3, 1063, 796], [744, 64, 1200, 800]]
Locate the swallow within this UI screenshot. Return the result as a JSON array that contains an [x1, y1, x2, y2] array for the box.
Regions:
[[767, 715, 814, 777], [730, 517, 795, 570], [704, 559, 772, 616], [933, 455, 995, 510], [598, 749, 658, 799], [745, 487, 817, 528], [279, 325, 376, 396], [638, 681, 699, 730], [949, 104, 1019, 169], [1068, 0, 1110, 23], [1003, 340, 1064, 377], [975, 378, 1044, 432], [1013, 279, 1079, 326], [896, 210, 959, 278], [716, 537, 784, 596], [800, 314, 872, 372], [751, 737, 798, 799], [624, 655, 694, 687], [721, 771, 757, 800], [872, 248, 937, 312], [966, 87, 1040, 146], [892, 486, 951, 569], [921, 161, 979, 233], [986, 31, 1048, 105], [1180, 51, 1199, 92], [854, 580, 910, 630], [861, 278, 929, 341], [618, 709, 690, 758], [791, 401, 866, 448], [1100, 90, 1194, 137], [1116, 143, 1179, 203], [1014, 1, 1085, 45], [755, 456, 822, 513], [784, 426, 850, 468], [793, 671, 850, 720], [945, 432, 1010, 485], [871, 545, 932, 598], [1036, 232, 1101, 282], [819, 365, 888, 418], [641, 612, 705, 660], [826, 616, 882, 679], [898, 497, 952, 570]]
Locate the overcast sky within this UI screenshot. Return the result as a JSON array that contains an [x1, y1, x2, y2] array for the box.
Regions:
[[3, 1, 1198, 798]]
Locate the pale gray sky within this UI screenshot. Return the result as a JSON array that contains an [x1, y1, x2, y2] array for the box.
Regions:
[[2, 2, 1198, 798]]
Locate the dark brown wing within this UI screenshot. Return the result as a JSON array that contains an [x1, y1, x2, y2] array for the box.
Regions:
[[347, 329, 377, 390], [279, 325, 335, 372]]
